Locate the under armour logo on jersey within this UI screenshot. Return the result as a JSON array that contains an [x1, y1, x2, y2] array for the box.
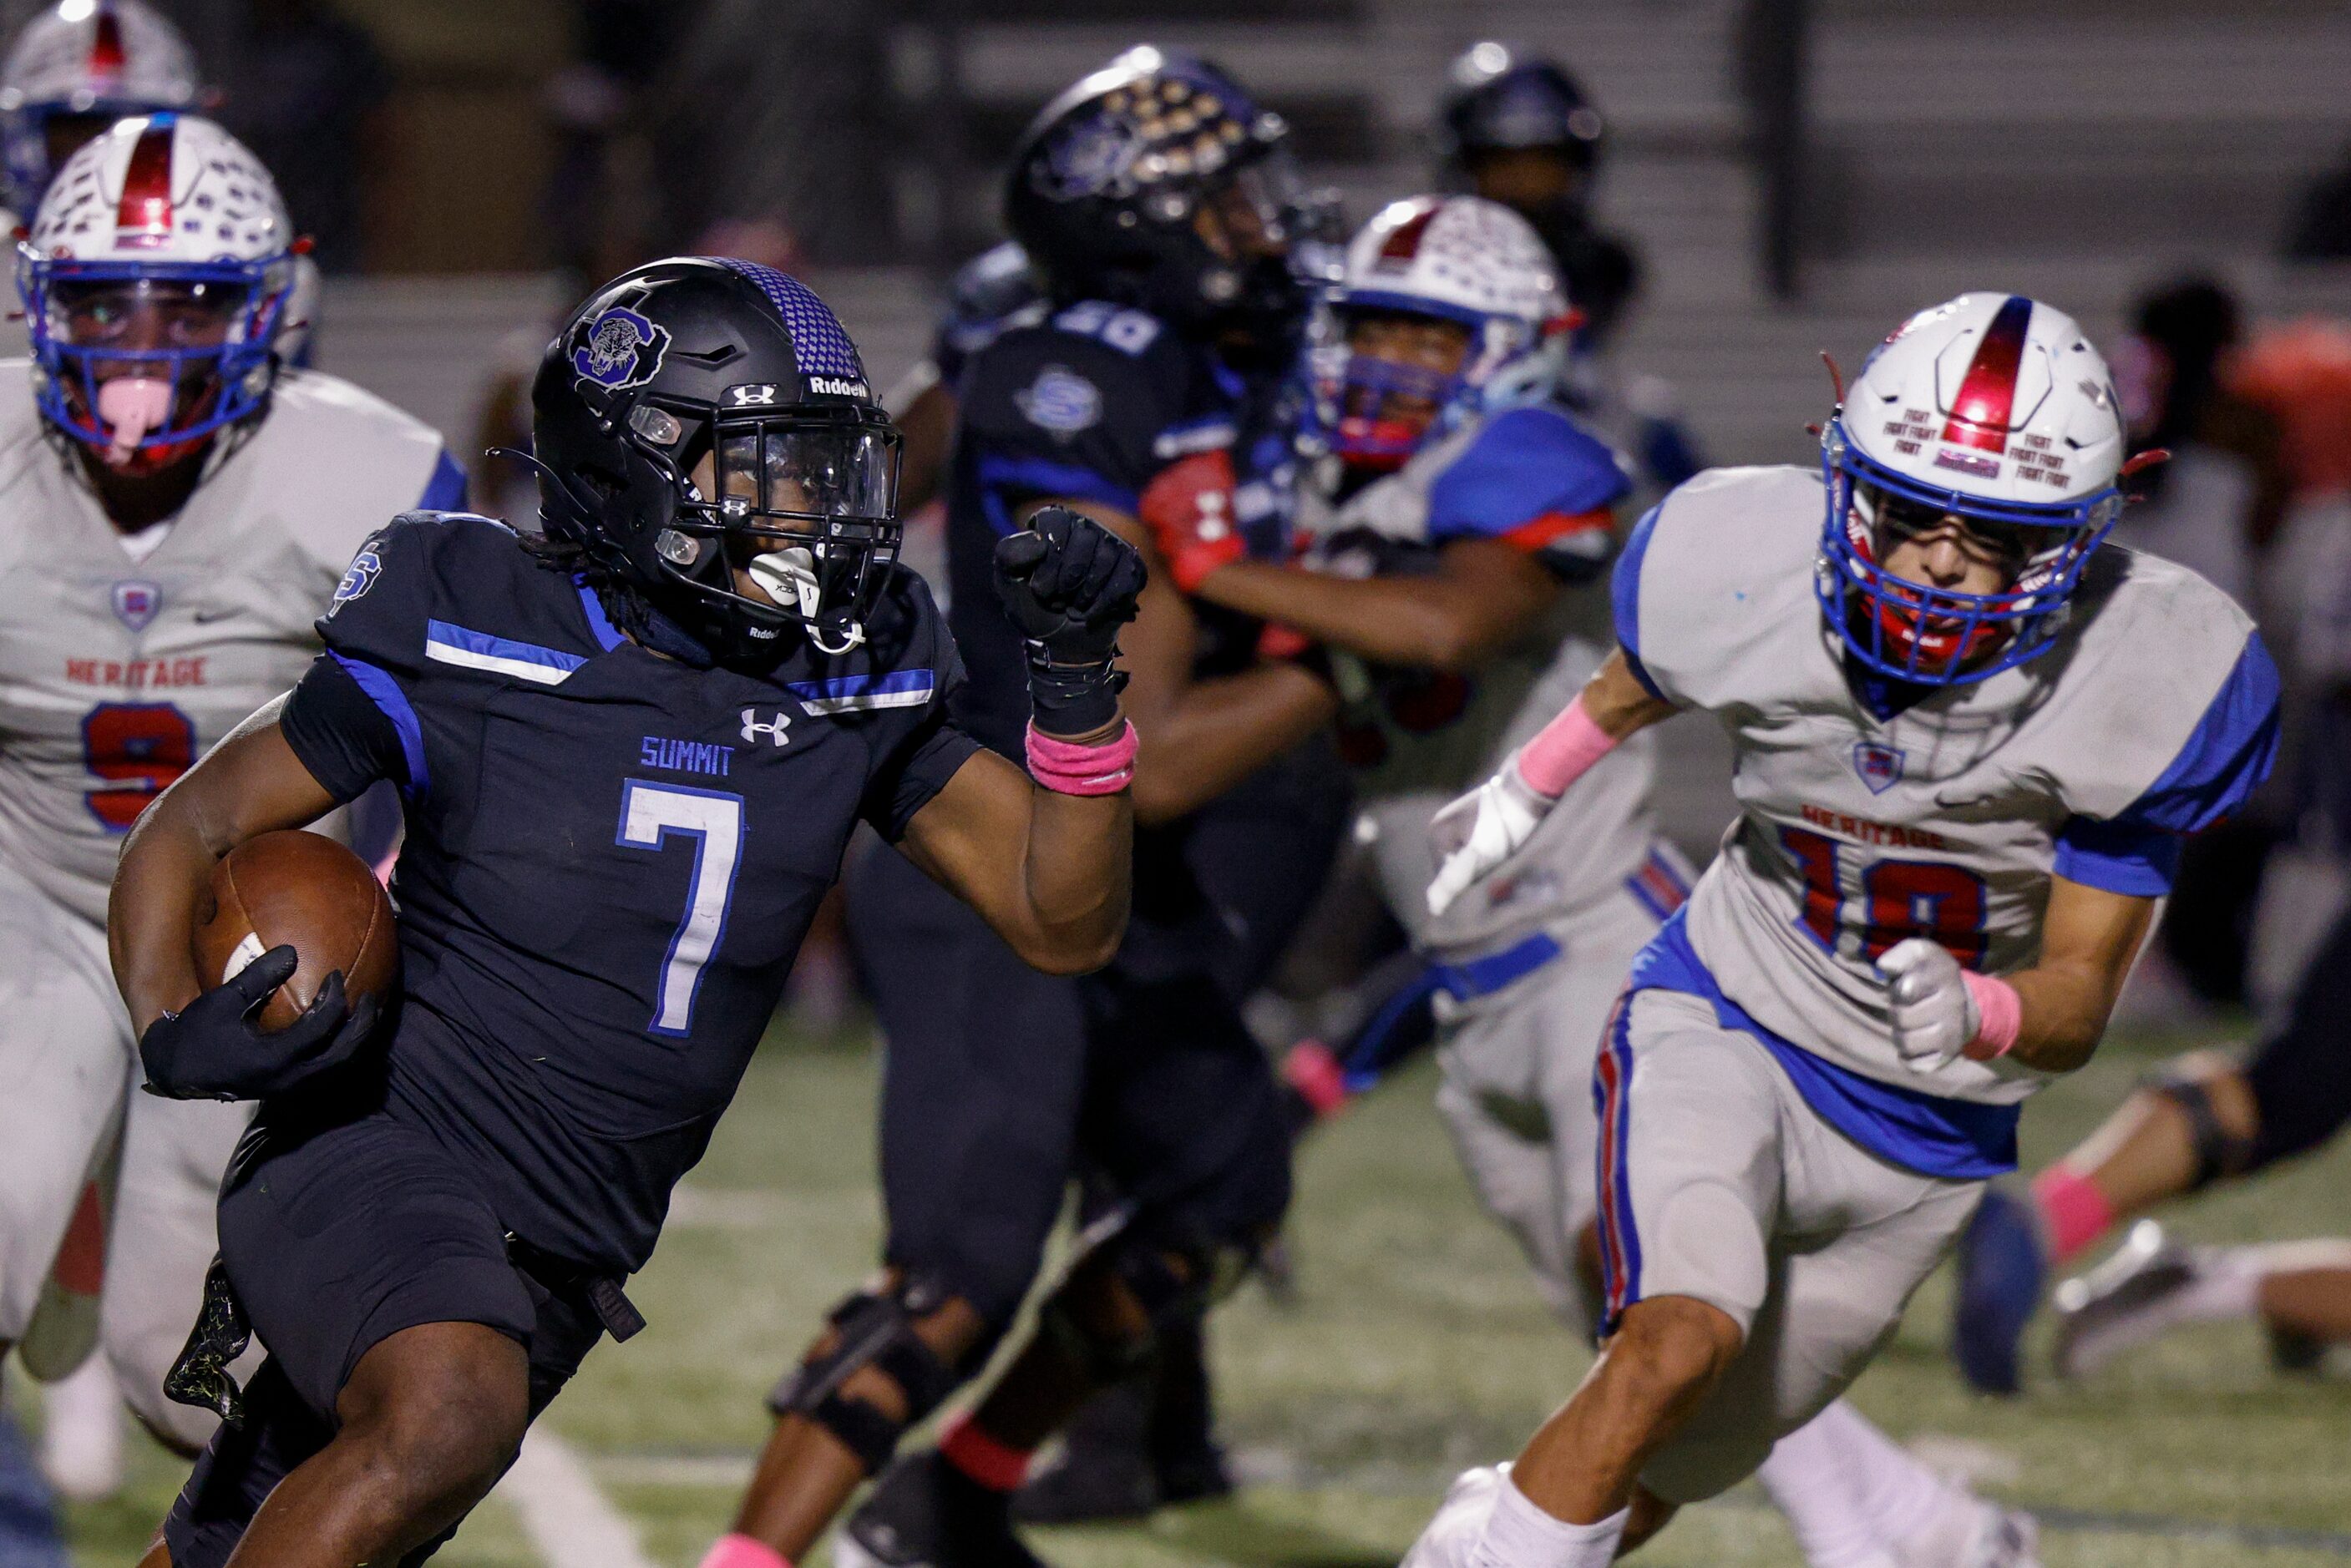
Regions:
[[110, 579, 160, 632], [740, 708, 793, 746], [727, 383, 779, 407]]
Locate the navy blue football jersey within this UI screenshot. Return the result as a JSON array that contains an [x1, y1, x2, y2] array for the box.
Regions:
[[945, 299, 1303, 756], [278, 513, 978, 1271], [941, 302, 1345, 983]]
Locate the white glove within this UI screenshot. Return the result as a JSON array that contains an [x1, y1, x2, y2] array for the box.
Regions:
[[1426, 756, 1555, 918], [1880, 937, 1980, 1073]]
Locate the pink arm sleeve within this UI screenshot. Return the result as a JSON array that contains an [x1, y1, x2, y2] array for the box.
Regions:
[[1512, 693, 1622, 799]]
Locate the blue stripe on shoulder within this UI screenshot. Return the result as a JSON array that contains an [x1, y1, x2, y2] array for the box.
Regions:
[[1611, 501, 1664, 660], [331, 652, 428, 799], [417, 450, 469, 513], [423, 620, 589, 675], [1426, 406, 1631, 541], [2114, 631, 2282, 837]]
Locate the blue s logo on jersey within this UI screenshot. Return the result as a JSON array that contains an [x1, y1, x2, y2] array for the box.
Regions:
[[1014, 366, 1102, 438], [110, 580, 160, 631], [1852, 740, 1906, 795], [330, 550, 382, 613], [573, 306, 672, 390]]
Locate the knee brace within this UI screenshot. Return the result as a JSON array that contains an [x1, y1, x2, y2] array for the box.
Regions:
[[1036, 1220, 1249, 1382], [2150, 1071, 2256, 1191], [768, 1278, 965, 1474]]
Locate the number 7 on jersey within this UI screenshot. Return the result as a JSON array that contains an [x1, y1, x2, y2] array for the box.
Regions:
[[616, 781, 745, 1036]]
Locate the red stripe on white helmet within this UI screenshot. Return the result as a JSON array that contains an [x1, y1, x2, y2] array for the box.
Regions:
[[111, 116, 172, 248]]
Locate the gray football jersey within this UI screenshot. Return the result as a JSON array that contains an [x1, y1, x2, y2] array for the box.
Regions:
[[1292, 412, 1661, 956], [0, 363, 455, 922], [1623, 465, 2276, 1104]]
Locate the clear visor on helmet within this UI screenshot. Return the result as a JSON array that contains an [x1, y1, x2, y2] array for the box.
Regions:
[[1192, 154, 1302, 263], [712, 425, 898, 523], [665, 414, 903, 653]]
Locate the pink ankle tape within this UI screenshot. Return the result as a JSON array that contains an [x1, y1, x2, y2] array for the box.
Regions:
[[1282, 1039, 1348, 1119], [2033, 1166, 2115, 1266], [940, 1414, 1032, 1493], [1514, 695, 1619, 799], [697, 1535, 790, 1568], [1025, 721, 1137, 796], [1960, 969, 2021, 1060]]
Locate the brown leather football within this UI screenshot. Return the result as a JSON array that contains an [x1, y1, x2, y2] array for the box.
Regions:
[[190, 831, 399, 1033]]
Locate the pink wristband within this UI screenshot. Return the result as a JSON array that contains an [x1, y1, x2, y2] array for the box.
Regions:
[[1025, 720, 1137, 796], [698, 1535, 790, 1568], [1961, 969, 2021, 1060], [1513, 694, 1620, 799], [1281, 1039, 1348, 1120]]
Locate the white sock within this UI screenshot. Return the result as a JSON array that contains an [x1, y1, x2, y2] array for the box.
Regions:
[[1471, 1470, 1628, 1568], [1756, 1404, 1892, 1568]]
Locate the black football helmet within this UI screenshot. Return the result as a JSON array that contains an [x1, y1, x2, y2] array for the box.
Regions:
[[529, 256, 901, 664], [1436, 43, 1605, 176], [1004, 46, 1305, 341]]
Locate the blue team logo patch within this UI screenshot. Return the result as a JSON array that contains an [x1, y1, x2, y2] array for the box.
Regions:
[[1852, 740, 1907, 794], [110, 580, 160, 631], [571, 306, 671, 390], [330, 549, 382, 612], [1013, 365, 1101, 438]]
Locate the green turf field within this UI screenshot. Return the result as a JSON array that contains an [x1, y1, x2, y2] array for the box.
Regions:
[[36, 1011, 2351, 1567]]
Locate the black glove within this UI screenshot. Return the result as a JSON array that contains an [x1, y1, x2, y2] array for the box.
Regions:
[[994, 506, 1147, 736], [139, 945, 383, 1102]]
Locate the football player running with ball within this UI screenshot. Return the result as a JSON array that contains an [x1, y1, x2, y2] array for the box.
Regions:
[[105, 257, 1143, 1568], [1405, 293, 2279, 1568], [0, 110, 459, 1482]]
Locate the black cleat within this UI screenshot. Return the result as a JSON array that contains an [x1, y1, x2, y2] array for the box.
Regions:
[[839, 1451, 1046, 1568]]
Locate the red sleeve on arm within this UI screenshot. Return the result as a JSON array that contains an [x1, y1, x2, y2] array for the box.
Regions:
[[1498, 506, 1615, 555]]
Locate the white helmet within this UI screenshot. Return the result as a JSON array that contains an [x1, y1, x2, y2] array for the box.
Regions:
[[1317, 194, 1571, 467], [0, 1, 197, 216], [1819, 292, 2130, 685], [18, 112, 296, 470]]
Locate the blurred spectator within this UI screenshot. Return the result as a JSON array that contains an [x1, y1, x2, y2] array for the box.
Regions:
[[644, 0, 894, 263], [540, 0, 679, 282], [2110, 277, 2288, 604], [2283, 140, 2351, 260], [213, 0, 388, 273], [2110, 278, 2291, 1007]]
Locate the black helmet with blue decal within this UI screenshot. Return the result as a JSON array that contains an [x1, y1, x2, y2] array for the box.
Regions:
[[528, 256, 901, 664], [1004, 46, 1307, 342]]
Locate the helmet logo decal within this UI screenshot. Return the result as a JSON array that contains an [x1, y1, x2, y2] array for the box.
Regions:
[[1036, 112, 1140, 201], [727, 383, 778, 407], [572, 305, 671, 391], [112, 117, 175, 249], [1938, 294, 2032, 454]]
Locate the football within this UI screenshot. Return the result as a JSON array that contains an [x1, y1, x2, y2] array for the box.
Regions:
[[189, 831, 399, 1033]]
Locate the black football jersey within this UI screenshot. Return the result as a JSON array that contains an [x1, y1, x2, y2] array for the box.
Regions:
[[941, 302, 1347, 984], [278, 513, 978, 1271], [943, 298, 1302, 757]]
